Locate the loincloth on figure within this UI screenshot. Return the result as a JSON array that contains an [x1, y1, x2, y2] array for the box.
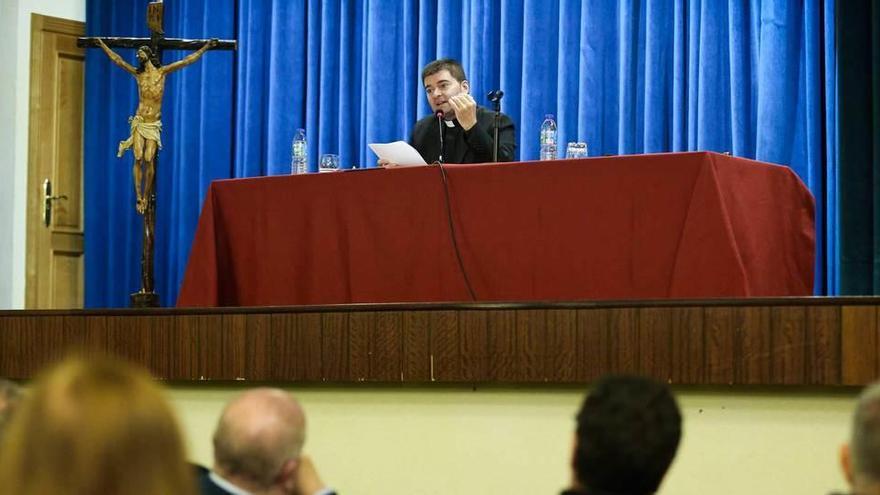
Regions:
[[117, 115, 163, 158]]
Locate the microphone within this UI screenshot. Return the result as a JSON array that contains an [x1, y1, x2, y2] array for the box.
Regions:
[[487, 90, 504, 161], [436, 110, 445, 164]]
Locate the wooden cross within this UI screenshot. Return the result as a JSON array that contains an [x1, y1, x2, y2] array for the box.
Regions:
[[78, 1, 237, 58], [78, 1, 237, 308]]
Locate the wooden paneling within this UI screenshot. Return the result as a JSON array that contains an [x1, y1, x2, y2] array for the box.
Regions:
[[546, 310, 577, 382], [705, 307, 735, 384], [770, 306, 807, 385], [515, 309, 545, 381], [2, 298, 880, 385], [296, 314, 323, 381], [271, 314, 303, 381], [428, 310, 459, 381], [348, 312, 373, 381], [402, 312, 431, 381], [670, 307, 704, 384], [487, 310, 517, 381], [805, 306, 841, 385], [578, 309, 611, 382], [372, 312, 402, 382], [609, 308, 639, 375], [221, 314, 249, 380], [737, 307, 771, 384], [638, 308, 673, 381], [842, 306, 878, 385], [459, 311, 488, 382], [321, 313, 349, 381]]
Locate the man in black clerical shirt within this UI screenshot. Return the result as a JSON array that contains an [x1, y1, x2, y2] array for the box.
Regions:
[[380, 58, 516, 166]]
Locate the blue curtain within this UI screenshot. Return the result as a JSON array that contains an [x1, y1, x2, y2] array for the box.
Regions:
[[85, 0, 836, 307]]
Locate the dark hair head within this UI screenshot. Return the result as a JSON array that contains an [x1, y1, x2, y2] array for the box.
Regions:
[[851, 382, 880, 482], [574, 375, 682, 495], [136, 46, 160, 72], [421, 58, 467, 85]]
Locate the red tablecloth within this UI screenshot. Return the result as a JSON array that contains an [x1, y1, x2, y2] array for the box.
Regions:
[[177, 152, 815, 307]]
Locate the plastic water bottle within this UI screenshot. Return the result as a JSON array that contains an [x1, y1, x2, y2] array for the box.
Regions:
[[540, 114, 557, 161], [291, 128, 307, 174]]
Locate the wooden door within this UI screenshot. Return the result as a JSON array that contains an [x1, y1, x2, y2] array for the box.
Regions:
[[25, 15, 85, 309]]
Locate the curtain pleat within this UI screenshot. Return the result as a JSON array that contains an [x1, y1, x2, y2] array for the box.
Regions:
[[84, 0, 837, 306], [824, 0, 838, 294], [85, 1, 152, 307], [837, 0, 879, 294]]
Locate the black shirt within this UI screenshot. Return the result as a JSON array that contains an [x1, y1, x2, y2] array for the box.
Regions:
[[409, 105, 516, 164]]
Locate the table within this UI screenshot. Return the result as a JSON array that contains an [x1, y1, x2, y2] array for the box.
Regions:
[[177, 152, 815, 307]]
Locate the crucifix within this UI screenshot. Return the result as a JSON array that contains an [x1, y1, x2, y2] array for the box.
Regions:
[[78, 1, 236, 308]]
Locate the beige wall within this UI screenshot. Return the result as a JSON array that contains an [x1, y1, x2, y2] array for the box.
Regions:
[[168, 385, 855, 495]]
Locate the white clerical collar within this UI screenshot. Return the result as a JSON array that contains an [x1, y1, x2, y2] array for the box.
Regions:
[[209, 471, 253, 495], [443, 119, 456, 127]]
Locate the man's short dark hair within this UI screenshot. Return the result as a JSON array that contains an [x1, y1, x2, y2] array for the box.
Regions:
[[574, 375, 682, 495], [851, 382, 880, 482], [421, 58, 467, 85], [136, 46, 161, 73]]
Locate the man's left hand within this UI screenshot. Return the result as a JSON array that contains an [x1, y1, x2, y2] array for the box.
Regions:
[[449, 94, 477, 131]]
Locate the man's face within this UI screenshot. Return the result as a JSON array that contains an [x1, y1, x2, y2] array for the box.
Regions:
[[423, 69, 469, 117], [137, 48, 149, 63]]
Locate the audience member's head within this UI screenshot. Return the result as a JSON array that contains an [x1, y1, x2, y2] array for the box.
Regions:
[[841, 382, 880, 495], [0, 378, 23, 442], [211, 388, 307, 494], [0, 355, 194, 495], [570, 375, 682, 495]]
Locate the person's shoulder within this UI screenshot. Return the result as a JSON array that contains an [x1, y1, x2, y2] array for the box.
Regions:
[[192, 467, 234, 495], [412, 114, 436, 135], [476, 105, 512, 119], [475, 106, 515, 128], [415, 113, 436, 126], [197, 478, 234, 495]]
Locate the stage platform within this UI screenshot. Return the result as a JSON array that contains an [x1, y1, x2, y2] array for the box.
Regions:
[[1, 297, 877, 386]]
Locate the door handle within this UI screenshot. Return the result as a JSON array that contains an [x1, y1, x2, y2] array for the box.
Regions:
[[43, 179, 68, 228]]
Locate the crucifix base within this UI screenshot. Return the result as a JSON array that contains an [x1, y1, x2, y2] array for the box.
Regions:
[[130, 291, 160, 308]]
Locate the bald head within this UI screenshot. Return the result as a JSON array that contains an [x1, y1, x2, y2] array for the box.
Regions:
[[213, 388, 306, 490]]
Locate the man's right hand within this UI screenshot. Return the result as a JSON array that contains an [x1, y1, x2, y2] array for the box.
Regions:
[[294, 455, 331, 495], [377, 159, 399, 168]]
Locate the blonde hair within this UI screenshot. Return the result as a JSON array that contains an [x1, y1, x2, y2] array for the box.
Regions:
[[0, 355, 194, 495]]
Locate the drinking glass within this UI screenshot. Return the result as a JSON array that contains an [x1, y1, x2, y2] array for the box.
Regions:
[[565, 142, 588, 159], [319, 154, 340, 172]]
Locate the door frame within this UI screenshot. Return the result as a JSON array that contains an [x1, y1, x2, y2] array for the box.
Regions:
[[25, 14, 85, 308]]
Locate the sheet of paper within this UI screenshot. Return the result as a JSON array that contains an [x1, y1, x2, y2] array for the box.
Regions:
[[368, 141, 427, 166]]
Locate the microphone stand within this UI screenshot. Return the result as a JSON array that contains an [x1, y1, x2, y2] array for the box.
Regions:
[[488, 90, 504, 162], [436, 111, 445, 164]]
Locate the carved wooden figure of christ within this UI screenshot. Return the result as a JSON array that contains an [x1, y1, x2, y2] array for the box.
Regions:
[[79, 1, 236, 307]]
